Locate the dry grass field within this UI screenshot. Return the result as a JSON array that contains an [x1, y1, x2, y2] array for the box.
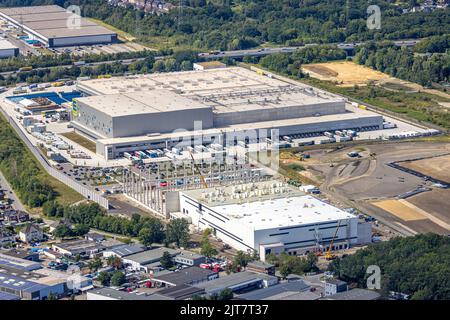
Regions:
[[302, 61, 390, 86], [372, 199, 426, 221]]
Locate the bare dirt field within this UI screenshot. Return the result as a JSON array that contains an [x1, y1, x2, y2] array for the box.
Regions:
[[407, 189, 450, 226], [301, 141, 450, 235], [302, 61, 450, 99], [301, 61, 390, 87], [372, 199, 427, 221], [399, 154, 450, 183]]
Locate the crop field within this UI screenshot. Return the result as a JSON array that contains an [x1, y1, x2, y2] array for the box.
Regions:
[[301, 61, 390, 86]]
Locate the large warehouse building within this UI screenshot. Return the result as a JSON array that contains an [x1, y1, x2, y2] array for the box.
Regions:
[[0, 5, 117, 47], [169, 180, 371, 258], [72, 67, 383, 160]]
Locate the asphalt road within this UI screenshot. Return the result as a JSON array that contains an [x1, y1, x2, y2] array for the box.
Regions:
[[0, 168, 27, 212], [199, 40, 421, 59]]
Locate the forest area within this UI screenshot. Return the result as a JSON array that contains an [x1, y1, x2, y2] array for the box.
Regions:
[[328, 233, 450, 300], [0, 0, 449, 50]]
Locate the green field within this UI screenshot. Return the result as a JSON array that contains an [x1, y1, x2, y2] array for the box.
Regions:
[[61, 131, 97, 153]]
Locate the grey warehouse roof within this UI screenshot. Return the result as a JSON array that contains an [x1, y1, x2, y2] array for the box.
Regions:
[[0, 5, 116, 40], [238, 280, 310, 300], [88, 287, 172, 300], [106, 244, 146, 257], [194, 271, 263, 293], [124, 247, 180, 265], [322, 288, 381, 300], [152, 266, 216, 286]]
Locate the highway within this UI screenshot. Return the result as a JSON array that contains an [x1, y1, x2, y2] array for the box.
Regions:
[[0, 39, 421, 78], [198, 39, 421, 59]]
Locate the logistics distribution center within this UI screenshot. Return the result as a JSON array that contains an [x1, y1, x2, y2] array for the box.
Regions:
[[169, 180, 372, 260], [0, 5, 117, 47], [72, 66, 384, 160]]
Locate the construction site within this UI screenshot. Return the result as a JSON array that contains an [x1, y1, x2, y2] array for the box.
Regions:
[[281, 140, 450, 237]]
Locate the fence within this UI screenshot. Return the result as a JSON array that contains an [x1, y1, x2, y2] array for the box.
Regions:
[[0, 106, 109, 209]]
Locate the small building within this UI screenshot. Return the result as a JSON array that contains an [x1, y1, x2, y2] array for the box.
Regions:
[[157, 284, 205, 300], [246, 261, 276, 276], [321, 288, 381, 300], [238, 280, 311, 300], [173, 250, 206, 267], [1, 249, 39, 262], [0, 228, 16, 245], [0, 252, 42, 271], [102, 243, 146, 259], [52, 239, 105, 258], [19, 223, 44, 243], [151, 266, 218, 288], [122, 247, 180, 272], [85, 232, 105, 243], [193, 61, 227, 71], [86, 287, 171, 300], [324, 279, 348, 296], [2, 210, 29, 223], [193, 271, 277, 297]]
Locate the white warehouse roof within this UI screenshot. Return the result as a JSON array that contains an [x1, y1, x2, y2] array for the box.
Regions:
[[75, 89, 212, 117], [181, 181, 356, 230]]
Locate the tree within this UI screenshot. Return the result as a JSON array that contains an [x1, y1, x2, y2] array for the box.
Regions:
[[47, 292, 57, 300], [166, 219, 190, 248], [53, 224, 73, 239], [73, 224, 90, 236], [160, 251, 174, 269], [218, 288, 234, 300], [233, 251, 253, 269], [279, 263, 291, 279], [201, 240, 218, 259], [97, 271, 111, 286], [87, 258, 103, 273], [106, 256, 123, 270], [110, 271, 126, 287], [200, 228, 217, 258], [138, 219, 165, 246]]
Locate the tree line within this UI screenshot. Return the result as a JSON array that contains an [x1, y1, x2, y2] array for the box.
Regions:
[[354, 41, 450, 86], [328, 233, 450, 300], [0, 113, 56, 207], [1, 1, 448, 51], [44, 201, 191, 247]]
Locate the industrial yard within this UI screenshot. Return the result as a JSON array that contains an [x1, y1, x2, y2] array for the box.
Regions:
[[288, 141, 450, 236]]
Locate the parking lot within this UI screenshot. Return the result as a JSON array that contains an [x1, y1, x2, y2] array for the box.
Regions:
[[50, 42, 150, 56]]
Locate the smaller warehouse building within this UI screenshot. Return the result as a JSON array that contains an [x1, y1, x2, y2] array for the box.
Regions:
[[0, 5, 117, 47], [193, 271, 278, 296], [122, 247, 180, 272], [151, 266, 218, 288], [0, 39, 19, 58]]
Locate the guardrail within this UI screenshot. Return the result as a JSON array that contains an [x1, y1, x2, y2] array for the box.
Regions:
[[0, 106, 109, 209]]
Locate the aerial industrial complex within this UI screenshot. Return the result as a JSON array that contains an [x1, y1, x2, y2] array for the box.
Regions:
[[0, 5, 117, 47], [72, 66, 384, 160]]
